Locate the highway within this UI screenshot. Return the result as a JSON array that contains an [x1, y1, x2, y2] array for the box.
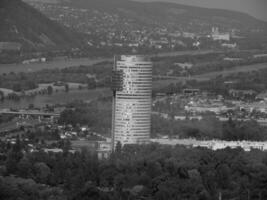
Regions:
[[0, 110, 60, 117]]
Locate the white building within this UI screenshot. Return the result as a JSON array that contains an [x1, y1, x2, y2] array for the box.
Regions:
[[211, 27, 230, 41], [174, 62, 193, 69], [152, 138, 267, 152], [221, 43, 237, 49], [111, 55, 152, 149], [212, 33, 230, 41]]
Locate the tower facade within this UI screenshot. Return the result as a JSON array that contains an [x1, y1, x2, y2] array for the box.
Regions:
[[111, 55, 152, 149]]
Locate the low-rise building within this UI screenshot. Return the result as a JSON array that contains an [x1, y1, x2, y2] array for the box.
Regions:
[[152, 138, 267, 152], [211, 27, 230, 41]]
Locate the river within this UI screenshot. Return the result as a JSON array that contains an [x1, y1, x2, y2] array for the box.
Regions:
[[0, 50, 218, 74], [0, 50, 219, 109]]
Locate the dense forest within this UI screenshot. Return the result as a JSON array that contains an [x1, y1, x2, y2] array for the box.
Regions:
[[0, 138, 267, 200]]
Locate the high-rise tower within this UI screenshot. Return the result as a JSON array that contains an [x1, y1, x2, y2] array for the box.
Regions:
[[111, 55, 152, 150]]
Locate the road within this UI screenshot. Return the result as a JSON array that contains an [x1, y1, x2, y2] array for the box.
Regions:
[[0, 110, 60, 117]]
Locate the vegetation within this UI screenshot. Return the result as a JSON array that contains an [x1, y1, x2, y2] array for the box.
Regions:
[[57, 99, 267, 141], [59, 99, 112, 135], [153, 52, 267, 77], [154, 66, 267, 97], [152, 115, 267, 141], [65, 0, 267, 34], [0, 0, 85, 53], [1, 139, 267, 200], [0, 61, 111, 91]]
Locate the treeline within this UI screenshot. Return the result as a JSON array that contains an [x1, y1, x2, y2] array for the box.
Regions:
[[152, 51, 267, 77], [58, 100, 112, 135], [1, 140, 267, 200], [0, 61, 112, 92], [200, 69, 267, 94], [152, 115, 267, 141], [155, 67, 267, 96], [188, 56, 267, 76]]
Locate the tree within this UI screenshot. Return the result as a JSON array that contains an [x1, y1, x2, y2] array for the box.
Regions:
[[114, 174, 125, 198], [34, 162, 51, 183], [47, 86, 53, 95], [5, 137, 23, 174], [25, 80, 37, 90], [63, 139, 71, 155], [65, 84, 69, 93], [12, 83, 22, 92], [115, 141, 122, 154], [28, 103, 34, 109], [17, 157, 32, 178], [0, 90, 4, 101]]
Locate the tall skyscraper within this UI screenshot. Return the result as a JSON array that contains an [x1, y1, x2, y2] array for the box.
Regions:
[[111, 55, 152, 150]]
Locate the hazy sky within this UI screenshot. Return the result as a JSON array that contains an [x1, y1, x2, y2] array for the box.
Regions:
[[135, 0, 267, 21]]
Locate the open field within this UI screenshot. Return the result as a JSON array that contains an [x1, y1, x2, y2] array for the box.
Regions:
[[153, 62, 267, 89]]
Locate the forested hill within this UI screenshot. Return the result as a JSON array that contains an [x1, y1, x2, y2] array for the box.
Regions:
[[0, 0, 85, 51]]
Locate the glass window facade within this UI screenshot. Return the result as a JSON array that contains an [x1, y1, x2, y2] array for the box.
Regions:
[[111, 55, 152, 149]]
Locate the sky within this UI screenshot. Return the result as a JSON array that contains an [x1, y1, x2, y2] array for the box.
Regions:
[[135, 0, 267, 21]]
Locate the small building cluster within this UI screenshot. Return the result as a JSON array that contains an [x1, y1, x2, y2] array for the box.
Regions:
[[152, 138, 267, 152]]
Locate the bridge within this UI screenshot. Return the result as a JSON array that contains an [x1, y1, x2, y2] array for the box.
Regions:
[[0, 110, 60, 117]]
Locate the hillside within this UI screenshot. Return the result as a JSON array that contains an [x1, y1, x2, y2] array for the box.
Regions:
[[4, 0, 267, 59], [24, 0, 267, 53], [0, 0, 85, 52], [61, 0, 267, 33]]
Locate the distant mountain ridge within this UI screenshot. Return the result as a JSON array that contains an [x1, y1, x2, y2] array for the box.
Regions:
[[0, 0, 84, 52]]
